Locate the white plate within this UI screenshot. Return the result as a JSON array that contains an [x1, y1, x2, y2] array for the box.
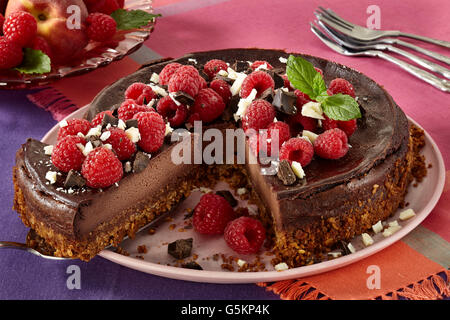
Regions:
[[42, 105, 445, 284]]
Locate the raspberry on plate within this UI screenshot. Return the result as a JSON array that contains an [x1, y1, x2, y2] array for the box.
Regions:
[[209, 79, 231, 104], [191, 88, 226, 123], [133, 111, 166, 153], [3, 11, 37, 47], [158, 62, 182, 85], [203, 59, 228, 79], [322, 115, 358, 137], [104, 128, 137, 161], [328, 78, 356, 98], [242, 99, 275, 132], [314, 128, 349, 160], [118, 99, 152, 121], [193, 193, 236, 235], [279, 137, 314, 167], [0, 14, 4, 34], [51, 135, 86, 173], [250, 60, 273, 70], [57, 119, 92, 141], [224, 216, 266, 255], [0, 37, 23, 69], [30, 36, 53, 60], [86, 13, 117, 42], [81, 147, 123, 188], [156, 96, 188, 127], [91, 110, 114, 127], [294, 89, 312, 107], [125, 82, 156, 105], [168, 65, 203, 98], [240, 71, 275, 99]]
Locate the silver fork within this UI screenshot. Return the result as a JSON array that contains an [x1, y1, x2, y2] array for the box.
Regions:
[[316, 6, 450, 48], [316, 19, 450, 79], [315, 8, 450, 65], [310, 23, 450, 93], [0, 241, 72, 260]]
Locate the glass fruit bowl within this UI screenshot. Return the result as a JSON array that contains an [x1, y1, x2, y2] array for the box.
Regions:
[[0, 0, 156, 90]]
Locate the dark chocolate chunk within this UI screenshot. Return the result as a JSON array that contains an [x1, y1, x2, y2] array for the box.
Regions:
[[232, 60, 249, 73], [277, 160, 297, 186], [125, 119, 139, 129], [110, 104, 121, 117], [214, 74, 234, 85], [216, 190, 238, 207], [102, 113, 119, 128], [168, 238, 193, 259], [339, 240, 352, 256], [87, 136, 103, 148], [181, 261, 203, 270], [272, 89, 298, 115], [259, 87, 274, 102], [198, 69, 209, 82], [173, 91, 195, 106], [265, 69, 285, 89], [133, 151, 150, 173], [64, 170, 86, 189]]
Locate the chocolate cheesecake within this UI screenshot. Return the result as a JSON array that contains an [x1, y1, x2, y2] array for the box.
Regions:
[[13, 48, 425, 266]]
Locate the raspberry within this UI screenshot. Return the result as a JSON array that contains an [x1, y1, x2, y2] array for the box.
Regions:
[[282, 74, 293, 90], [81, 147, 123, 188], [209, 79, 231, 104], [224, 217, 266, 255], [51, 135, 86, 173], [250, 60, 273, 70], [57, 119, 92, 141], [294, 90, 312, 107], [86, 13, 117, 42], [91, 110, 114, 127], [104, 128, 136, 161], [199, 75, 208, 89], [241, 99, 275, 132], [117, 99, 152, 121], [158, 62, 182, 85], [30, 36, 52, 59], [3, 11, 37, 47], [314, 128, 349, 160], [279, 137, 314, 167], [240, 71, 275, 98], [191, 88, 226, 123], [187, 112, 201, 125], [124, 82, 156, 105], [250, 121, 291, 157], [0, 37, 23, 69], [0, 14, 5, 35], [193, 193, 236, 235], [168, 65, 203, 98], [133, 111, 166, 153], [156, 96, 188, 127], [84, 0, 120, 15], [328, 78, 356, 98], [322, 115, 358, 137], [203, 59, 228, 79]]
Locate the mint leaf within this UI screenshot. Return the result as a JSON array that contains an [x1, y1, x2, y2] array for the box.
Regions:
[[321, 94, 362, 121], [15, 48, 51, 75], [111, 9, 161, 30], [286, 55, 326, 100]]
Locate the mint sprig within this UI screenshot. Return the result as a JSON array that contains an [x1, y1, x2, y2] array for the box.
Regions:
[[286, 55, 361, 121], [111, 9, 161, 30], [15, 48, 51, 75]]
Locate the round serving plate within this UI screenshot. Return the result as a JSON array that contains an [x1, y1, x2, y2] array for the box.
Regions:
[[42, 105, 446, 284], [0, 0, 156, 89]]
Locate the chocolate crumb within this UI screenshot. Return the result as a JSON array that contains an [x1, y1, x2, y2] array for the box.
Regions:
[[215, 190, 238, 207], [64, 170, 86, 189], [168, 238, 193, 259], [277, 160, 296, 185], [182, 261, 203, 270], [137, 245, 147, 254], [133, 151, 150, 173], [102, 113, 119, 128]]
